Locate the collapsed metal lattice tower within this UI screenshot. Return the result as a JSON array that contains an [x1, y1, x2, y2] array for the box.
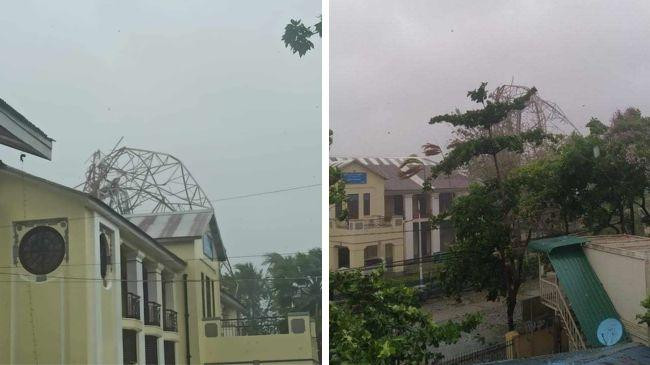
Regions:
[[491, 84, 578, 135], [81, 146, 213, 215]]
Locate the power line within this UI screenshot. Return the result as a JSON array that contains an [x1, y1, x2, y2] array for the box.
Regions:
[[0, 217, 316, 262], [0, 270, 321, 284], [210, 183, 321, 202], [0, 250, 317, 269]]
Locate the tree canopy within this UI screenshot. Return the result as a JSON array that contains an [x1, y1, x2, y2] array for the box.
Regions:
[[429, 83, 556, 329], [282, 17, 322, 57], [330, 269, 480, 364]]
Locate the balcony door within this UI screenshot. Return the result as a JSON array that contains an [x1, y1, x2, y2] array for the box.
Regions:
[[347, 194, 359, 219], [145, 335, 158, 365], [122, 330, 137, 365], [164, 341, 176, 365]]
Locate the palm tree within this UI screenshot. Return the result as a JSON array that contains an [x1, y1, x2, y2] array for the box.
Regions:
[[223, 262, 271, 334], [265, 248, 322, 330]]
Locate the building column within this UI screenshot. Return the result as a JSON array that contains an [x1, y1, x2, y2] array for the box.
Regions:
[[350, 248, 364, 269], [163, 272, 176, 311], [404, 194, 414, 260], [431, 193, 441, 253], [146, 264, 165, 364], [125, 250, 146, 364]]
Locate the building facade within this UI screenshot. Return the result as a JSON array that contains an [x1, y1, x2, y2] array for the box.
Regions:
[[0, 162, 319, 365], [329, 157, 469, 271]]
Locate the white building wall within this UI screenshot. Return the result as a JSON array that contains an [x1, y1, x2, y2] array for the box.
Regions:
[[403, 194, 413, 260]]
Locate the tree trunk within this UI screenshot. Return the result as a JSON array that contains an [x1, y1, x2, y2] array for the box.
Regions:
[[619, 202, 627, 234], [507, 294, 517, 331], [629, 201, 636, 235]]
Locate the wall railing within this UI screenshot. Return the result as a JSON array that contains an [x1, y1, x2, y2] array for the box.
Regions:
[[123, 292, 141, 320], [144, 301, 161, 326], [220, 317, 288, 337], [163, 309, 178, 332]]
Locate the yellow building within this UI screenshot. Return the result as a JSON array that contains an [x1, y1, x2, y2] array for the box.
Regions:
[[329, 157, 469, 272], [0, 162, 319, 364]]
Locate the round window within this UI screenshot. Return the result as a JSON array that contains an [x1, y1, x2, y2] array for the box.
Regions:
[[19, 226, 65, 275], [99, 233, 109, 279]]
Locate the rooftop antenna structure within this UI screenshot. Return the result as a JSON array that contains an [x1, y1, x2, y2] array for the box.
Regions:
[[80, 142, 213, 215], [79, 141, 235, 277], [490, 83, 578, 135]]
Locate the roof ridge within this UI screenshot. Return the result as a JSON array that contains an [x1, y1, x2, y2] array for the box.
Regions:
[[124, 208, 214, 218]]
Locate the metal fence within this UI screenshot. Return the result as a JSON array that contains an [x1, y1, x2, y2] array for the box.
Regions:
[[220, 317, 288, 337], [122, 292, 140, 319], [434, 341, 512, 365], [144, 301, 161, 326], [163, 309, 178, 332]]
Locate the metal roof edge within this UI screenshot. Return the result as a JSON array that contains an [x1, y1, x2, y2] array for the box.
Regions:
[[528, 234, 589, 254], [0, 97, 53, 141]]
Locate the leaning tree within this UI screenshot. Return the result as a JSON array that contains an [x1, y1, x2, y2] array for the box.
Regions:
[[428, 83, 558, 329]]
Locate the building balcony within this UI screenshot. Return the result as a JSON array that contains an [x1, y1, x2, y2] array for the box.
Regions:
[[123, 292, 141, 320], [144, 301, 161, 326], [200, 313, 319, 364], [220, 316, 287, 337], [330, 216, 403, 231], [163, 309, 178, 332]]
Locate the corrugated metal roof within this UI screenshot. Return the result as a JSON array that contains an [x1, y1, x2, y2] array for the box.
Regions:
[[126, 209, 213, 239], [0, 97, 53, 141], [330, 156, 469, 192], [125, 209, 228, 261], [528, 235, 588, 254], [548, 244, 622, 347], [530, 235, 626, 347]]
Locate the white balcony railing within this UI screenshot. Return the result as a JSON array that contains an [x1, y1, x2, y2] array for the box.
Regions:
[[539, 276, 586, 351], [330, 216, 404, 230]]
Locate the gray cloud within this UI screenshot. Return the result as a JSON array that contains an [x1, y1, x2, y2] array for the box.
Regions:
[[0, 0, 322, 262], [330, 0, 650, 156]]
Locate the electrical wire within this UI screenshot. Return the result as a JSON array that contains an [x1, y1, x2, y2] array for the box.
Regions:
[[0, 270, 321, 284], [210, 183, 321, 202]]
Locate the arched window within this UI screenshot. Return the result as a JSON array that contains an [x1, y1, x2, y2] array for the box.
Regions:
[[99, 233, 110, 280]]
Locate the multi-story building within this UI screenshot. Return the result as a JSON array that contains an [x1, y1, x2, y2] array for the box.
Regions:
[[0, 162, 319, 364], [329, 157, 469, 271]]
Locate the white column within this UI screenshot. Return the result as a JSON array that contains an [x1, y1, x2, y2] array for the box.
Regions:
[[163, 272, 176, 311], [126, 250, 145, 364], [147, 265, 165, 365], [431, 193, 441, 253], [146, 264, 163, 310], [112, 238, 123, 364], [404, 194, 414, 260]]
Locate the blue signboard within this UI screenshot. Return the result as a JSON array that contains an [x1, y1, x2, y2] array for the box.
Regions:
[[597, 318, 623, 346], [342, 172, 367, 184]]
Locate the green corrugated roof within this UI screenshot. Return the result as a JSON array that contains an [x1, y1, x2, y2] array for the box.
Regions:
[[546, 243, 623, 347], [528, 235, 588, 254]]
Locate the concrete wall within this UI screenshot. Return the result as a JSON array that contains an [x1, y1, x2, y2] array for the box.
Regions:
[[0, 169, 157, 363], [200, 314, 318, 365], [506, 329, 555, 359], [584, 246, 650, 344]]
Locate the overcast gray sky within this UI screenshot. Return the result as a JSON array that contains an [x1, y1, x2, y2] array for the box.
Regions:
[[330, 0, 650, 157], [0, 1, 321, 263]]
